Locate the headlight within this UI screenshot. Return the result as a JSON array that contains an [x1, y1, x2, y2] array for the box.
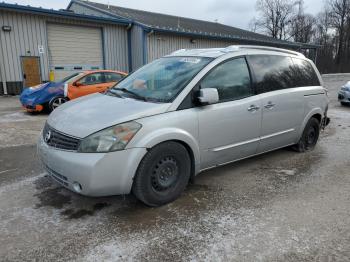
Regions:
[[29, 84, 43, 90], [78, 121, 142, 153]]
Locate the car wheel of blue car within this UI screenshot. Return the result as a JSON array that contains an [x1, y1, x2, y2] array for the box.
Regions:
[[49, 96, 68, 111]]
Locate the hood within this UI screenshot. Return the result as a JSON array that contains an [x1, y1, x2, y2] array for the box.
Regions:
[[21, 82, 51, 95], [47, 93, 171, 138], [20, 82, 64, 105], [20, 82, 64, 97]]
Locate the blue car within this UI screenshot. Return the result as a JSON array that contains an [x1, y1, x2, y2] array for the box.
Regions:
[[19, 73, 82, 113], [338, 81, 350, 106]]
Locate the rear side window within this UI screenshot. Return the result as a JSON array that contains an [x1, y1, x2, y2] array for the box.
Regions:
[[291, 58, 320, 87], [77, 73, 104, 86], [248, 55, 295, 93], [248, 55, 321, 94], [200, 58, 253, 102], [104, 72, 124, 83]]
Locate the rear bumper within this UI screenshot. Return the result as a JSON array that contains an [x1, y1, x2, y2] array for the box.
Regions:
[[37, 135, 147, 196]]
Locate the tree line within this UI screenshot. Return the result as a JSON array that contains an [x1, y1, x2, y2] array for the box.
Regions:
[[250, 0, 350, 73]]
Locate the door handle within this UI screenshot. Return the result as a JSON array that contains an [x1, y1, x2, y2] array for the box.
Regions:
[[264, 102, 275, 109], [247, 105, 260, 112]]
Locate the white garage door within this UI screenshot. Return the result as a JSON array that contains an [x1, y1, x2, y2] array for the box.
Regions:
[[47, 23, 104, 81]]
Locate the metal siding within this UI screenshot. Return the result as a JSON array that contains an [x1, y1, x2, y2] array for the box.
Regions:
[[131, 25, 144, 71], [0, 9, 129, 94], [0, 10, 49, 85], [147, 33, 237, 62], [102, 24, 129, 72]]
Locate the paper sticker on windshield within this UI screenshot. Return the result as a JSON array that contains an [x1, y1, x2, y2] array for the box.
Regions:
[[180, 58, 201, 64]]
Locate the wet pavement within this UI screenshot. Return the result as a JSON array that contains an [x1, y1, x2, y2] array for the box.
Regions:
[[0, 74, 350, 261]]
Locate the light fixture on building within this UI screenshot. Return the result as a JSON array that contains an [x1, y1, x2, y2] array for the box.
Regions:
[[2, 26, 12, 32], [190, 39, 197, 44]]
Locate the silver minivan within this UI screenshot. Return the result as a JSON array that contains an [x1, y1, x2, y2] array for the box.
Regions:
[[38, 46, 329, 206]]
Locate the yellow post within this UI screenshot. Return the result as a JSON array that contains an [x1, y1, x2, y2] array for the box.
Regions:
[[49, 70, 55, 82]]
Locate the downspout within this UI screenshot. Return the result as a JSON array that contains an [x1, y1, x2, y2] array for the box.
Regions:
[[126, 23, 132, 73], [143, 29, 154, 65], [0, 37, 7, 95]]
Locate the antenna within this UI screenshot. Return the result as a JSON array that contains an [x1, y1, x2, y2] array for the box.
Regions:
[[107, 0, 110, 9]]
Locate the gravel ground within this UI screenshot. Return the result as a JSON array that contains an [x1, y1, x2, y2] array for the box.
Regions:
[[0, 74, 349, 261]]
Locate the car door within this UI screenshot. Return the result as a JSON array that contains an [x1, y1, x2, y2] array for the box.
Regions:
[[68, 72, 105, 99], [197, 57, 262, 169], [247, 55, 305, 153]]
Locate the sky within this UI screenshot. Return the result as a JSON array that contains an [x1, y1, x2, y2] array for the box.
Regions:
[[4, 0, 324, 29]]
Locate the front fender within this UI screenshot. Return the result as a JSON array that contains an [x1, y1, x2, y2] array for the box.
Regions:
[[128, 127, 201, 174]]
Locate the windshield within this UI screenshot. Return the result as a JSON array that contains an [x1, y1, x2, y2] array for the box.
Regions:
[[109, 56, 212, 102], [58, 73, 84, 84]]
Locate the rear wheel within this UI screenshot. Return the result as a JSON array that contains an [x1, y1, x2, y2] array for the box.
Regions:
[[340, 102, 348, 106], [132, 142, 191, 206], [293, 117, 320, 152], [49, 96, 68, 112]]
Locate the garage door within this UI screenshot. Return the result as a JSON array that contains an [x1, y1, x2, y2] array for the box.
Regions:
[[47, 23, 104, 81]]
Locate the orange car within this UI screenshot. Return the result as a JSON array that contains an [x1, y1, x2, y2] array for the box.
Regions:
[[20, 70, 127, 113], [66, 70, 128, 100]]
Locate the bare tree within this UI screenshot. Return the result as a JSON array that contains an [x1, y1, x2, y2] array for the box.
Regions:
[[290, 0, 316, 43], [250, 0, 350, 73], [252, 0, 297, 40], [328, 0, 350, 65]]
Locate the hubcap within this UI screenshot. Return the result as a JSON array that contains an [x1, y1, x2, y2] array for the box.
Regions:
[[151, 156, 179, 192], [52, 98, 66, 109]]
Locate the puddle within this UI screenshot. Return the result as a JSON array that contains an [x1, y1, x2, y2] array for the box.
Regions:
[[34, 187, 72, 209], [61, 202, 112, 219]]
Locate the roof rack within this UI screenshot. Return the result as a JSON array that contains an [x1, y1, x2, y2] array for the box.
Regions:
[[225, 45, 305, 58]]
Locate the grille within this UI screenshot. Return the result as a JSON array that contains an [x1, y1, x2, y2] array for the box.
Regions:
[[43, 124, 80, 151]]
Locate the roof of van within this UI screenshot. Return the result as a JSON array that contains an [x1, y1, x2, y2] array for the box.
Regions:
[[168, 45, 306, 58]]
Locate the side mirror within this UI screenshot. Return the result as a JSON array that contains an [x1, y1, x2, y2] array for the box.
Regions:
[[74, 82, 82, 87], [197, 88, 219, 105]]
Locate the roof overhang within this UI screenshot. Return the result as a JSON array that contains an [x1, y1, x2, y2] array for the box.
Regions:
[[0, 2, 131, 26], [141, 26, 305, 49]]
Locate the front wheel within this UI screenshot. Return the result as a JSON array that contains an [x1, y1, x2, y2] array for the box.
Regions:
[[132, 142, 191, 206], [292, 117, 320, 152], [49, 96, 68, 112]]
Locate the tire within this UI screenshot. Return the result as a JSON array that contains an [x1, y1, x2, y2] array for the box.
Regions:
[[341, 102, 348, 106], [49, 96, 68, 112], [132, 142, 191, 207], [293, 117, 320, 152]]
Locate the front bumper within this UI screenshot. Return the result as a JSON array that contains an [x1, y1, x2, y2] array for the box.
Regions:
[[37, 135, 147, 196], [20, 96, 44, 112], [338, 90, 350, 103], [22, 104, 44, 112]]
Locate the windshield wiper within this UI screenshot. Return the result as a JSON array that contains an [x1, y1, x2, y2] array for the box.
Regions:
[[116, 88, 147, 101], [106, 89, 123, 98]]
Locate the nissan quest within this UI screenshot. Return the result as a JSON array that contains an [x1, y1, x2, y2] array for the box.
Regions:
[[38, 45, 330, 206]]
